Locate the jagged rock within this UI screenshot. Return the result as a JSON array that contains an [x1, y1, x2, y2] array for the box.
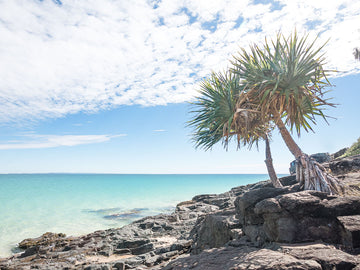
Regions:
[[235, 187, 291, 225], [329, 155, 360, 174], [252, 191, 360, 246], [18, 232, 67, 249], [311, 152, 331, 163], [190, 212, 239, 254], [162, 246, 322, 270], [332, 147, 349, 159]]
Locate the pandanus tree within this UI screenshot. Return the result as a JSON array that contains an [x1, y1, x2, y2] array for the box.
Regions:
[[231, 31, 342, 194], [189, 71, 283, 188]]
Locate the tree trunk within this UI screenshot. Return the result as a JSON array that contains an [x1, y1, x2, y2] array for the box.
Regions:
[[274, 116, 303, 158], [274, 113, 343, 195], [264, 135, 283, 188]]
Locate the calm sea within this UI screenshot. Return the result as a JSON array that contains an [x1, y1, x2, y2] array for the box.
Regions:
[[0, 174, 271, 257]]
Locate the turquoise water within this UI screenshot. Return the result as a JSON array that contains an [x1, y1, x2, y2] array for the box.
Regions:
[[0, 174, 271, 257]]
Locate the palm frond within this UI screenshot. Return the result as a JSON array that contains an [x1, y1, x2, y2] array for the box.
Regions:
[[231, 31, 336, 135], [188, 70, 271, 151]]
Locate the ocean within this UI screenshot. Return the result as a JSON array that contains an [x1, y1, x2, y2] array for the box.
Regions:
[[0, 174, 272, 258]]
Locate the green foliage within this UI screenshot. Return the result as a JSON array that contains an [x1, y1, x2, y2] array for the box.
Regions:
[[188, 71, 270, 151], [342, 137, 360, 158], [231, 31, 335, 135]]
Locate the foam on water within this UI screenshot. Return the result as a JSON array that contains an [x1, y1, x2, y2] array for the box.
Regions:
[[0, 174, 270, 257]]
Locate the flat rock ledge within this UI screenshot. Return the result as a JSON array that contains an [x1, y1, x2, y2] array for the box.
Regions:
[[1, 156, 360, 270]]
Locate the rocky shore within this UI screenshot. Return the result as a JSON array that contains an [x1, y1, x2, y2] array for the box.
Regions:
[[1, 155, 360, 270]]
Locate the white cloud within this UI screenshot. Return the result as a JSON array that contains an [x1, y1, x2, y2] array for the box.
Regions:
[[0, 134, 125, 150], [0, 0, 359, 123], [153, 129, 166, 132]]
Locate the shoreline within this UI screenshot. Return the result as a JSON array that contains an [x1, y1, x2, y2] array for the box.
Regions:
[[1, 155, 360, 269], [0, 174, 271, 259]]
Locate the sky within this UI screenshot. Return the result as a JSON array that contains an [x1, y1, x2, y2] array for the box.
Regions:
[[0, 0, 359, 174]]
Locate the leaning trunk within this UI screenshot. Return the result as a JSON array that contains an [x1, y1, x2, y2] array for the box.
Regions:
[[264, 135, 283, 188], [274, 114, 343, 195]]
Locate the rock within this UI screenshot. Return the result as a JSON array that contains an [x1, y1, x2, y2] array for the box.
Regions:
[[18, 232, 66, 249], [235, 187, 291, 225], [190, 213, 239, 254], [117, 239, 150, 249], [84, 264, 111, 270], [163, 246, 322, 270], [279, 175, 297, 186], [332, 147, 349, 159], [192, 194, 233, 209], [242, 225, 268, 246], [329, 155, 360, 174], [98, 244, 113, 256], [251, 191, 360, 246], [131, 243, 154, 255], [311, 152, 331, 163], [280, 242, 360, 270], [113, 262, 125, 270], [338, 215, 360, 250], [20, 246, 38, 258]]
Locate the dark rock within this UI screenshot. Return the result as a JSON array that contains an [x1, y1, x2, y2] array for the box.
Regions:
[[329, 155, 360, 175], [117, 239, 150, 249], [163, 246, 322, 270], [250, 191, 360, 246], [98, 244, 113, 256], [279, 175, 297, 186], [170, 240, 192, 252], [235, 187, 291, 225], [130, 243, 153, 255], [113, 262, 125, 270], [242, 225, 268, 246], [311, 152, 331, 163], [332, 147, 349, 159], [281, 242, 360, 270], [192, 194, 233, 209], [321, 196, 360, 216], [123, 256, 144, 268], [20, 246, 38, 257], [84, 264, 110, 270], [191, 213, 238, 254], [114, 248, 131, 255], [18, 232, 66, 249], [338, 215, 360, 249]]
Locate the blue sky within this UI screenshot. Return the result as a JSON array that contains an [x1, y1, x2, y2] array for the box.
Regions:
[[0, 0, 359, 174]]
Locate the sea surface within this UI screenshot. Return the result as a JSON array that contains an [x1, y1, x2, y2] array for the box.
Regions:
[[0, 174, 273, 258]]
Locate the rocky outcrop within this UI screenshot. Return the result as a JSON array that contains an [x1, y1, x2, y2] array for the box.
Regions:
[[329, 155, 360, 175], [163, 245, 324, 270], [1, 156, 360, 269]]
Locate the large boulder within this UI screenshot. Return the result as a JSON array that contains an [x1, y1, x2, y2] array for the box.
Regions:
[[190, 212, 240, 254], [235, 187, 291, 226], [251, 190, 360, 248]]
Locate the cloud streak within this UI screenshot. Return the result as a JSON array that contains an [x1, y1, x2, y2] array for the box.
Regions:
[[0, 0, 359, 123], [0, 134, 125, 150]]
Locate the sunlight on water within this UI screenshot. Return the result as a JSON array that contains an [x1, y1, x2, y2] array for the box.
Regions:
[[0, 174, 270, 257]]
